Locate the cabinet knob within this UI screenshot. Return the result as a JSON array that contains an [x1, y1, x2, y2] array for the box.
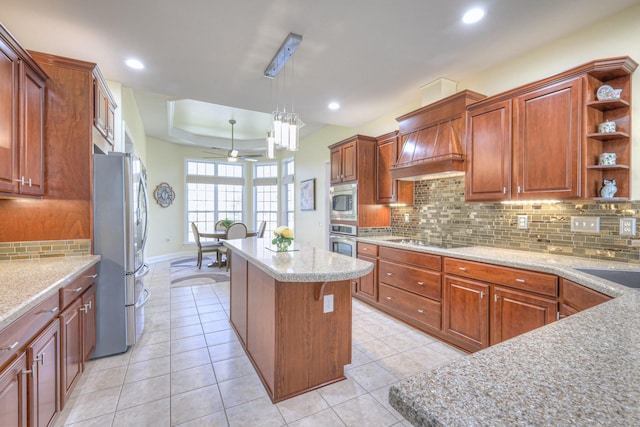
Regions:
[[386, 272, 392, 276], [516, 278, 526, 283], [459, 267, 467, 271], [386, 296, 392, 300], [417, 309, 424, 314], [362, 247, 368, 251], [517, 186, 522, 193], [503, 187, 507, 194], [417, 281, 424, 286], [480, 291, 485, 298], [69, 287, 83, 293], [1, 342, 19, 351], [494, 294, 499, 302]]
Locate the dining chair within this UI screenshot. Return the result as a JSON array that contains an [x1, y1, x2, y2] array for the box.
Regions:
[[256, 221, 267, 238], [191, 222, 222, 269], [218, 223, 248, 271]]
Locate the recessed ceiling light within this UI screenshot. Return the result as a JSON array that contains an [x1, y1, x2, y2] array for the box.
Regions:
[[462, 7, 485, 24], [328, 101, 340, 110], [125, 58, 145, 70]]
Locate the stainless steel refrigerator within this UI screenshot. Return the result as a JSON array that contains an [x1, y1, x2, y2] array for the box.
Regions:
[[93, 152, 150, 358]]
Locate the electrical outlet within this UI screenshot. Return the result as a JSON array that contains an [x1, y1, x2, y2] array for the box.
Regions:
[[620, 218, 637, 236], [323, 294, 334, 313], [517, 215, 528, 229], [570, 216, 600, 233]]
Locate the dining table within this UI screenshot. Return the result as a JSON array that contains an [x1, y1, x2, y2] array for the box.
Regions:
[[200, 228, 257, 267]]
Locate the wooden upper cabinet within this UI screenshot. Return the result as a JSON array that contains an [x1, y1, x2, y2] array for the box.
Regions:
[[0, 24, 47, 198], [0, 34, 19, 194], [513, 78, 582, 200], [375, 131, 413, 205], [330, 138, 357, 184], [93, 71, 116, 149], [465, 99, 512, 201], [465, 57, 636, 202], [20, 64, 46, 196]]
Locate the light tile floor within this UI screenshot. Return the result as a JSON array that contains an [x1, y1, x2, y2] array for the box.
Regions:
[[54, 259, 466, 426]]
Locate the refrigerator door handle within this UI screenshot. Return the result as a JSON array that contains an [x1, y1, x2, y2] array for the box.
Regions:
[[136, 287, 151, 309]]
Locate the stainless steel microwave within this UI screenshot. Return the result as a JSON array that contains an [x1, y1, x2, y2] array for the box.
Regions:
[[330, 183, 357, 221]]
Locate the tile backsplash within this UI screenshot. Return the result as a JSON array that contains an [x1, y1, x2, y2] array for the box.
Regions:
[[0, 239, 91, 261], [388, 176, 640, 264]]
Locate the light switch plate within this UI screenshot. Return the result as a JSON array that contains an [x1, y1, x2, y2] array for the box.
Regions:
[[620, 218, 637, 236], [517, 215, 528, 229], [570, 216, 600, 233]]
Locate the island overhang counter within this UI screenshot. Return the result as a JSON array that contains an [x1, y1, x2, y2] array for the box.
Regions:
[[222, 238, 373, 402]]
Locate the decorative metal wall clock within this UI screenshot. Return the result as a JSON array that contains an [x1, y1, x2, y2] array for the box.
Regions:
[[153, 182, 175, 208]]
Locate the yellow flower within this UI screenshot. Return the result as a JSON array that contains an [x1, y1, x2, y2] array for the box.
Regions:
[[282, 228, 293, 238]]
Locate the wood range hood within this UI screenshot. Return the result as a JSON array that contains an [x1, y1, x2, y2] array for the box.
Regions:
[[391, 90, 486, 180]]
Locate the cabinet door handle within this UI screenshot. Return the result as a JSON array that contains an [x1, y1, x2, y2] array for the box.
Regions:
[[72, 287, 83, 293], [50, 307, 59, 313], [480, 291, 485, 298], [494, 294, 499, 302], [35, 353, 45, 365], [386, 272, 392, 276], [417, 281, 424, 286], [503, 187, 507, 194], [517, 186, 522, 193], [516, 278, 526, 283], [2, 342, 19, 351], [458, 267, 467, 271], [22, 366, 34, 376], [386, 296, 392, 301], [417, 309, 424, 314], [86, 274, 98, 279], [362, 247, 368, 251], [80, 306, 88, 313], [15, 176, 25, 185]]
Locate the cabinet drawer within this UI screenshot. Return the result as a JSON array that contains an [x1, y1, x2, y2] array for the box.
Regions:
[[379, 246, 441, 271], [358, 243, 378, 256], [444, 258, 557, 297], [0, 292, 59, 370], [379, 260, 441, 301], [379, 283, 441, 330], [560, 279, 611, 312], [60, 265, 97, 310]]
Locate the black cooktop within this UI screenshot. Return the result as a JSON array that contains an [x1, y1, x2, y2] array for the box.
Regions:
[[385, 238, 469, 249]]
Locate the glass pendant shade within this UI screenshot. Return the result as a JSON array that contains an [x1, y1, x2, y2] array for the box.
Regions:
[[266, 130, 276, 159]]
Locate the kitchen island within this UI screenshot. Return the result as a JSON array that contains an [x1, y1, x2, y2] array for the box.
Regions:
[[222, 238, 373, 402], [356, 237, 640, 426]]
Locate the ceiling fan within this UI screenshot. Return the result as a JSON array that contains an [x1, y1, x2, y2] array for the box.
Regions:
[[202, 119, 262, 162]]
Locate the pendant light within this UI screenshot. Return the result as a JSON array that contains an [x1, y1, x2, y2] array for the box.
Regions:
[[264, 33, 302, 157]]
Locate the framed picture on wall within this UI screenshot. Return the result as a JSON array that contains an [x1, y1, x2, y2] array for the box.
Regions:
[[300, 178, 316, 211]]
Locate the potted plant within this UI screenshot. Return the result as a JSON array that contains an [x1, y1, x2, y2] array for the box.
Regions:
[[220, 218, 234, 230]]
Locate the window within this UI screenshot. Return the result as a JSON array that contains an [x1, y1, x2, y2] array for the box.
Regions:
[[283, 158, 295, 230], [186, 160, 245, 243], [254, 163, 278, 237]]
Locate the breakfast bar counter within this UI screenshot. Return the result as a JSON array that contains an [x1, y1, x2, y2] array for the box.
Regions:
[[222, 238, 373, 402]]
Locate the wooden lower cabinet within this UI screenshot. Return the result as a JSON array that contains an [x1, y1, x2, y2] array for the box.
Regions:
[[229, 251, 248, 346], [231, 257, 352, 402], [60, 298, 82, 408], [443, 275, 489, 352], [29, 320, 60, 427], [443, 272, 557, 352], [0, 352, 28, 427], [492, 286, 557, 346], [356, 253, 377, 302], [559, 278, 612, 318], [379, 283, 441, 331]]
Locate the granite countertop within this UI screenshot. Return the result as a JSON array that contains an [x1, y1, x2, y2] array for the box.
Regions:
[[357, 236, 640, 426], [223, 238, 373, 282], [0, 256, 101, 330]]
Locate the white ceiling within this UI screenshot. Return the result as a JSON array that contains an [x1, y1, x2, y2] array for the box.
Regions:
[[2, 0, 639, 153]]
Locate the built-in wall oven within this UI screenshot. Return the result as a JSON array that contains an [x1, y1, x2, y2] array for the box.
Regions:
[[329, 223, 357, 258], [330, 183, 357, 222]]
